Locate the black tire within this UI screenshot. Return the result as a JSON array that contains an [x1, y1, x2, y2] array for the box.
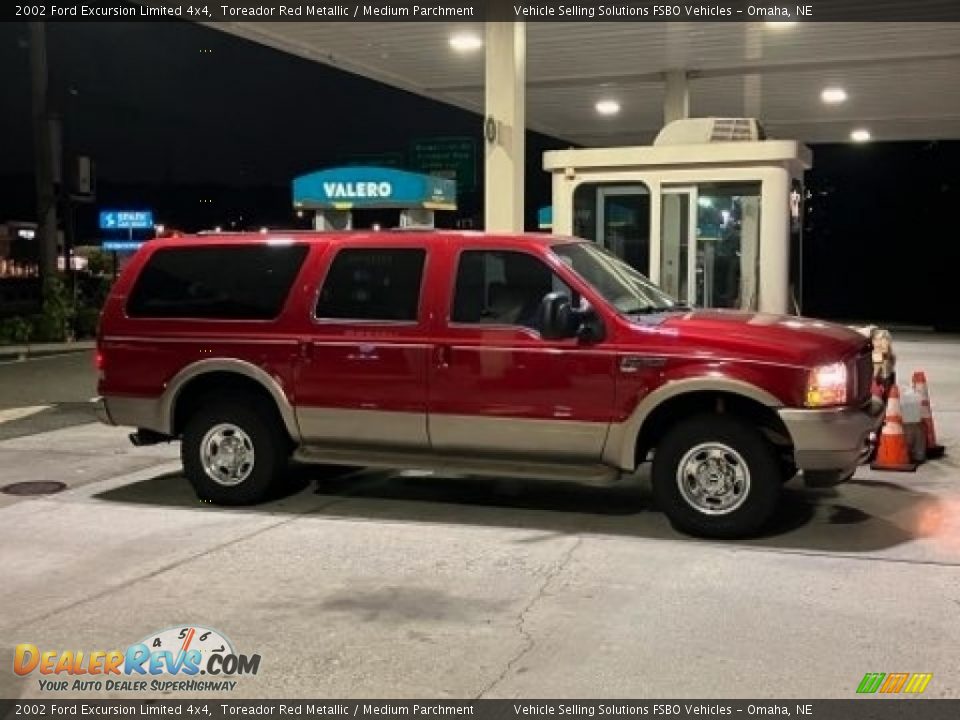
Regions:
[[181, 395, 290, 505], [780, 459, 799, 483], [652, 414, 783, 538]]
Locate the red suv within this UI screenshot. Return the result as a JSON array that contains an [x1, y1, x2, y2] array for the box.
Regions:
[[95, 231, 881, 537]]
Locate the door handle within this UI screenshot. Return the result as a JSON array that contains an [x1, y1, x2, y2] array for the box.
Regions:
[[436, 345, 452, 369], [620, 355, 666, 373]]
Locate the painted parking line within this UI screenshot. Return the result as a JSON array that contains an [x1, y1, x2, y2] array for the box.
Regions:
[[0, 406, 50, 425]]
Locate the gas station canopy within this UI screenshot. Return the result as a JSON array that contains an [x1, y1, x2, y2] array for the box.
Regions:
[[211, 21, 960, 144], [208, 18, 960, 236]]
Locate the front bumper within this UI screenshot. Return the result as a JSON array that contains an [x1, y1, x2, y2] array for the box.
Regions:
[[778, 401, 884, 473]]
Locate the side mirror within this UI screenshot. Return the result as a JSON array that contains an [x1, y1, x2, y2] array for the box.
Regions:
[[539, 292, 605, 343], [539, 292, 577, 340]]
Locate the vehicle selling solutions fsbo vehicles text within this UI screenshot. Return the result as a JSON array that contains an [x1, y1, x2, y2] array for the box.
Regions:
[[513, 5, 812, 17], [511, 5, 731, 17]]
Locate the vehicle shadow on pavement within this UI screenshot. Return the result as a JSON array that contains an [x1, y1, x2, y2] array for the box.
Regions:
[[93, 463, 943, 554]]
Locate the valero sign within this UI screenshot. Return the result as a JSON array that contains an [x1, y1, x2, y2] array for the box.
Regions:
[[293, 166, 456, 211]]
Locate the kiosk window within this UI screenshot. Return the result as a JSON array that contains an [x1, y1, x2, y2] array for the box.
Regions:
[[573, 182, 651, 276], [696, 182, 761, 311], [451, 250, 571, 332], [315, 248, 426, 322]]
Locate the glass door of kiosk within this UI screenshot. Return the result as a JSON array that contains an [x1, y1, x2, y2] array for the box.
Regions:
[[660, 187, 697, 306], [596, 186, 651, 277], [660, 183, 761, 310]]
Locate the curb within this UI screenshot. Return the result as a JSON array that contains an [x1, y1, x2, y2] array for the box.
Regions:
[[0, 342, 95, 362]]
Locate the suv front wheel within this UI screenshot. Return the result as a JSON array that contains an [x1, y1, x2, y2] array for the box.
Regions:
[[182, 397, 289, 505], [652, 414, 783, 538]]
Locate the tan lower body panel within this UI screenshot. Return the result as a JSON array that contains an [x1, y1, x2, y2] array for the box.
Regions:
[[296, 407, 429, 447], [294, 408, 619, 484], [429, 414, 609, 461], [297, 408, 610, 461]]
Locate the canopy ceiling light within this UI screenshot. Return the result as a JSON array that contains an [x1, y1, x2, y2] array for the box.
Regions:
[[449, 33, 482, 52], [821, 87, 848, 104], [595, 99, 621, 116]]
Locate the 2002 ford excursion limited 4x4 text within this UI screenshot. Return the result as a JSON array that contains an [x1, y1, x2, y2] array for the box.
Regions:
[[95, 231, 882, 537]]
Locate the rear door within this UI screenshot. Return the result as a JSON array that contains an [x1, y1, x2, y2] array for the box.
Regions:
[[294, 240, 432, 449], [427, 244, 617, 461]]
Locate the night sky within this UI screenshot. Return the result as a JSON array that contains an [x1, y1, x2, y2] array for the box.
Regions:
[[0, 20, 955, 327], [0, 20, 547, 183], [0, 20, 567, 231]]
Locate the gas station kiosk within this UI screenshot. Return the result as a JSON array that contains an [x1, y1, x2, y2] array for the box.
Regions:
[[544, 118, 810, 315], [292, 166, 457, 231]]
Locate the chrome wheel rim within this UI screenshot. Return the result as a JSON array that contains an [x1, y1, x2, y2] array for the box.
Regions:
[[676, 442, 750, 515], [200, 423, 255, 487]]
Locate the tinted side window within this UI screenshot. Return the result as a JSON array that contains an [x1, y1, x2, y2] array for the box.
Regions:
[[451, 250, 571, 331], [315, 248, 426, 322], [127, 244, 308, 320]]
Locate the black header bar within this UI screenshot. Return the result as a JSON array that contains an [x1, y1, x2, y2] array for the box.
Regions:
[[6, 0, 960, 22]]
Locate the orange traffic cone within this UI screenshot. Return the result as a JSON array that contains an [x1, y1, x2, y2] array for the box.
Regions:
[[870, 385, 918, 472], [912, 371, 945, 459]]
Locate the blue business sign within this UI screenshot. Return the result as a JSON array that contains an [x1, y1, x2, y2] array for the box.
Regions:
[[102, 241, 145, 252], [99, 210, 154, 231], [292, 167, 456, 211]]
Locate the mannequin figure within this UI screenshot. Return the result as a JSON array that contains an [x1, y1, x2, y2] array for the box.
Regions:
[[871, 328, 895, 382]]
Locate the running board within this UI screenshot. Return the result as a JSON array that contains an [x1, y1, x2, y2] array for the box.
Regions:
[[292, 446, 622, 486]]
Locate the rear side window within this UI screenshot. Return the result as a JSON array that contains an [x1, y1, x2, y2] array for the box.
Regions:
[[127, 244, 308, 320], [315, 248, 426, 322]]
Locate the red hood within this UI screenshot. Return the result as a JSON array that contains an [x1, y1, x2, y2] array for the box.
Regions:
[[655, 310, 869, 367]]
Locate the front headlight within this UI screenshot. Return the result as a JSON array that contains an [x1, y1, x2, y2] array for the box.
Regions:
[[805, 362, 848, 407]]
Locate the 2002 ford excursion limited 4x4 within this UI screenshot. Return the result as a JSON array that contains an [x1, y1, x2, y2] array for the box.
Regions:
[[95, 231, 882, 537]]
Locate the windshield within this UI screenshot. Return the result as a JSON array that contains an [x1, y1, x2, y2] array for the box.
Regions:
[[551, 241, 681, 315]]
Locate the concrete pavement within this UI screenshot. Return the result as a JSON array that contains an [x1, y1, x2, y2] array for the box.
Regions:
[[0, 350, 98, 442], [0, 335, 958, 699], [0, 350, 96, 410]]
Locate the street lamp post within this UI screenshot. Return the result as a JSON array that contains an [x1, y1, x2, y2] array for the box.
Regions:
[[29, 22, 58, 288]]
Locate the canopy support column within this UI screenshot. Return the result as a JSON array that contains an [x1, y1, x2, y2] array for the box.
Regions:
[[484, 22, 525, 232]]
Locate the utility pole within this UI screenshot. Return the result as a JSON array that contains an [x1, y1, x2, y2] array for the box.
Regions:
[[29, 22, 58, 286]]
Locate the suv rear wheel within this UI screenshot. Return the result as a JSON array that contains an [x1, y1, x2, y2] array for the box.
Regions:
[[182, 396, 290, 505], [652, 414, 783, 538]]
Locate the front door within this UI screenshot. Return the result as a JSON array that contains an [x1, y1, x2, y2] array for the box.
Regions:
[[597, 186, 651, 276], [295, 245, 431, 449], [429, 248, 616, 461]]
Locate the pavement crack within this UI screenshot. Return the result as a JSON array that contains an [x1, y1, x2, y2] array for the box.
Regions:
[[475, 535, 583, 699]]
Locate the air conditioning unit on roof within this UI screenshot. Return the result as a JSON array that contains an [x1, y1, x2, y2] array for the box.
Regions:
[[654, 118, 767, 145]]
